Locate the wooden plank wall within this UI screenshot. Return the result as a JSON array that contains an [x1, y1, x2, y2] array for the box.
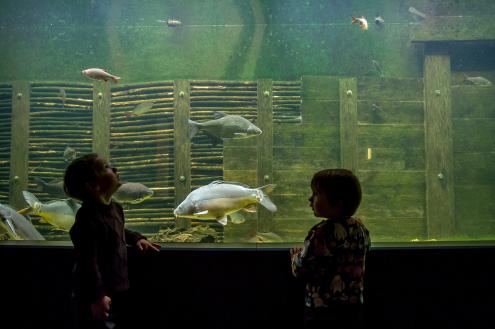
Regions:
[[0, 84, 12, 204], [452, 84, 495, 237]]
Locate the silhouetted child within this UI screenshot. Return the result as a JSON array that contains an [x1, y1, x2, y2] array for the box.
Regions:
[[64, 153, 160, 329], [290, 169, 371, 329]]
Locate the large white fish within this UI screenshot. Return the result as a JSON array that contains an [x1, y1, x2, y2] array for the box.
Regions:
[[21, 191, 80, 231], [82, 68, 121, 83], [173, 181, 277, 226], [0, 203, 45, 240]]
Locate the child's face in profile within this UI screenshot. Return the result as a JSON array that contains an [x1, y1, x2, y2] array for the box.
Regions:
[[309, 186, 341, 219], [92, 156, 121, 199]]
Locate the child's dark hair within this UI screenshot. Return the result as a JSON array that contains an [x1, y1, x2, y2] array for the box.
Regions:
[[64, 153, 100, 201], [311, 168, 362, 217]]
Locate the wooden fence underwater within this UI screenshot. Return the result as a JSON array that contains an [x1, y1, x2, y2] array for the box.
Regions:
[[1, 75, 494, 242]]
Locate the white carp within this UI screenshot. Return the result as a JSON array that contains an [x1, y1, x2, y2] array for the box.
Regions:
[[82, 68, 121, 83]]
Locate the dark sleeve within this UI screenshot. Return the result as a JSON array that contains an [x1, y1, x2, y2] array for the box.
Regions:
[[70, 215, 106, 302]]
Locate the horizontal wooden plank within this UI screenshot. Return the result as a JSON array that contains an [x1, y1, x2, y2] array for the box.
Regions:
[[302, 76, 340, 100], [358, 124, 425, 148], [358, 100, 424, 124], [453, 118, 495, 152], [273, 123, 339, 148], [362, 218, 426, 242], [223, 146, 257, 170], [454, 152, 495, 185], [358, 146, 425, 170], [452, 85, 495, 118], [411, 16, 495, 42], [273, 146, 340, 170], [455, 185, 495, 222], [359, 187, 425, 218], [300, 100, 339, 123], [358, 170, 426, 188], [357, 77, 423, 101]]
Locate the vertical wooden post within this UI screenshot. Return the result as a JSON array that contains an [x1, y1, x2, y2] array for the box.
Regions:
[[174, 80, 191, 230], [423, 44, 455, 238], [92, 81, 111, 159], [9, 81, 30, 209], [339, 78, 358, 173], [257, 79, 273, 232]]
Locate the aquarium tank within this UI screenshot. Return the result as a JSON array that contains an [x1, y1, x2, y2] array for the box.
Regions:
[[0, 0, 494, 244]]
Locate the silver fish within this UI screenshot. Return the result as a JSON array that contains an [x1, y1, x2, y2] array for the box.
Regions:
[[33, 177, 66, 199], [374, 16, 385, 25], [125, 101, 154, 117], [174, 181, 277, 226], [0, 203, 45, 240], [463, 75, 492, 86], [113, 182, 154, 204], [21, 191, 80, 231], [63, 146, 77, 163], [82, 68, 121, 83], [189, 112, 262, 145]]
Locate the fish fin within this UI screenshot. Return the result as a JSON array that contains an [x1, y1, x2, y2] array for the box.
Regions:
[[229, 212, 246, 224], [212, 111, 227, 119], [17, 207, 32, 215], [111, 76, 121, 83], [66, 199, 80, 213], [257, 184, 278, 212], [243, 205, 257, 213], [194, 210, 208, 216], [217, 216, 228, 226], [22, 191, 41, 214], [203, 130, 223, 146], [189, 119, 199, 139], [233, 132, 248, 137]]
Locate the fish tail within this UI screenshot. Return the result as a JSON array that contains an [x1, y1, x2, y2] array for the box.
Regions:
[[257, 184, 277, 212], [21, 191, 41, 215], [189, 119, 199, 139], [33, 177, 47, 192], [111, 76, 121, 83]]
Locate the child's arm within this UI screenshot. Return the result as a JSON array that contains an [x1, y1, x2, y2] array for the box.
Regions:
[[124, 228, 160, 252]]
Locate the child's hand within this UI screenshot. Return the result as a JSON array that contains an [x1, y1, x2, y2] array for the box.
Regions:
[[91, 295, 111, 320], [290, 247, 303, 259], [136, 238, 160, 252]]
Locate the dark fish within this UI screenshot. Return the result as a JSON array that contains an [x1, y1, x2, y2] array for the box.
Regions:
[[33, 177, 66, 199], [63, 146, 77, 163], [462, 74, 492, 86], [189, 112, 262, 145], [113, 182, 154, 204], [125, 101, 154, 117], [0, 203, 45, 240]]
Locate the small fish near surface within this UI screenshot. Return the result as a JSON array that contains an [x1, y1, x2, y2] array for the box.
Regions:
[[20, 191, 81, 231], [63, 146, 77, 163], [33, 177, 66, 199], [374, 16, 385, 26], [0, 203, 45, 240], [352, 16, 368, 31], [113, 182, 154, 204], [158, 18, 182, 27], [462, 74, 493, 86], [173, 181, 277, 226], [82, 68, 121, 83], [125, 101, 154, 118], [189, 111, 262, 145]]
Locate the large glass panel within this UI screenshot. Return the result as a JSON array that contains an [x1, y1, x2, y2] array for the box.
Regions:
[[0, 0, 494, 244]]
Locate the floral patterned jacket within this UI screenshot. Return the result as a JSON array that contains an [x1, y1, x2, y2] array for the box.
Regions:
[[291, 217, 371, 308]]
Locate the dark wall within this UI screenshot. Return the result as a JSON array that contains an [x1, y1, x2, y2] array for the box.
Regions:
[[0, 243, 493, 329]]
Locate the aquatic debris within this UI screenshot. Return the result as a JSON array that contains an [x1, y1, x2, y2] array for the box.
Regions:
[[125, 101, 154, 118], [462, 74, 492, 86], [0, 203, 45, 240], [408, 7, 427, 20], [157, 18, 182, 27], [189, 111, 262, 146], [247, 231, 283, 243], [20, 191, 80, 231], [82, 68, 121, 83], [149, 225, 220, 243], [112, 182, 154, 204], [374, 16, 385, 25], [351, 16, 368, 31], [174, 181, 277, 226], [63, 146, 77, 163]]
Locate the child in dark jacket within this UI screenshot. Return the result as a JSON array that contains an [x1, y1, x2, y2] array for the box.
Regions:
[[291, 169, 371, 329], [64, 153, 160, 329]]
